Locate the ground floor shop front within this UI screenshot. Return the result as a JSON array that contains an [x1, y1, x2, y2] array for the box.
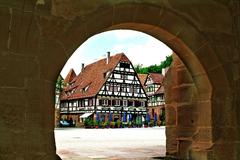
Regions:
[[59, 109, 166, 128]]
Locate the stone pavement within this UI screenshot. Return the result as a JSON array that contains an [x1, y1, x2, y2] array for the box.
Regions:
[[55, 127, 166, 160]]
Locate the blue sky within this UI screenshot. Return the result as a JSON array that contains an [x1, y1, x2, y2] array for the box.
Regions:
[[61, 30, 172, 78]]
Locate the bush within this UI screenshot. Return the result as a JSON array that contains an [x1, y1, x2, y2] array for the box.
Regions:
[[110, 122, 115, 128], [94, 121, 100, 127], [84, 118, 94, 128], [104, 121, 110, 128], [116, 120, 122, 128], [149, 120, 154, 127]]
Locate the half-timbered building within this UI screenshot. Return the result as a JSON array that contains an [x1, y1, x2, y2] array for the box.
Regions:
[[139, 72, 166, 121], [60, 53, 148, 126]]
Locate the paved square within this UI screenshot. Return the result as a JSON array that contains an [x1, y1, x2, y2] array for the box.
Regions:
[[55, 127, 166, 160]]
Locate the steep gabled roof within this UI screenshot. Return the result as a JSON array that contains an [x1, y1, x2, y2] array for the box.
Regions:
[[64, 68, 76, 84], [148, 73, 164, 84], [61, 53, 131, 100], [137, 74, 148, 90], [155, 85, 164, 95]]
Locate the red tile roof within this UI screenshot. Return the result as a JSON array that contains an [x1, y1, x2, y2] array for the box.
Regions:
[[149, 73, 164, 84], [61, 53, 131, 100], [137, 74, 147, 90], [64, 68, 76, 84], [155, 85, 164, 95]]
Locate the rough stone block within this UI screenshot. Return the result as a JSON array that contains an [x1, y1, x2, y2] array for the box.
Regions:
[[172, 84, 196, 103], [166, 126, 178, 155], [113, 4, 137, 24], [176, 67, 193, 84], [196, 101, 212, 127], [177, 139, 192, 159], [133, 4, 164, 25], [193, 127, 213, 142], [166, 105, 176, 126], [177, 104, 198, 127], [176, 126, 196, 138]]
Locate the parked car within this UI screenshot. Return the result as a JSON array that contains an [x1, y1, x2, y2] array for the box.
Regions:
[[59, 120, 70, 127]]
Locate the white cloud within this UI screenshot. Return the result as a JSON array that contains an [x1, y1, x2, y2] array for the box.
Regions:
[[60, 30, 172, 78], [112, 30, 140, 41], [112, 38, 172, 67]]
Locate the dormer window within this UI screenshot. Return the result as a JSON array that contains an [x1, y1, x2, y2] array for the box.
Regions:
[[103, 71, 110, 78], [71, 88, 76, 94], [82, 85, 90, 93]]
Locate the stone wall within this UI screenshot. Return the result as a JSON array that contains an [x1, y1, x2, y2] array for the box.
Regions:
[[165, 54, 213, 159]]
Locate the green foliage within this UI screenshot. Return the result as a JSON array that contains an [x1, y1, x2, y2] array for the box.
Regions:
[[110, 122, 116, 128], [160, 110, 166, 126], [149, 120, 154, 127], [136, 116, 143, 127], [84, 118, 94, 128], [135, 55, 173, 74], [116, 120, 122, 128], [56, 75, 65, 93]]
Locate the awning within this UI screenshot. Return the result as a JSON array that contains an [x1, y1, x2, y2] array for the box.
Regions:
[[80, 112, 93, 118]]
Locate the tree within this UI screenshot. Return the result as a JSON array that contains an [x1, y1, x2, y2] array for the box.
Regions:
[[56, 75, 65, 93], [134, 55, 173, 74], [55, 75, 65, 108]]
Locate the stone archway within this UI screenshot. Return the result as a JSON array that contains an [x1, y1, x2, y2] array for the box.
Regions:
[[0, 1, 238, 160]]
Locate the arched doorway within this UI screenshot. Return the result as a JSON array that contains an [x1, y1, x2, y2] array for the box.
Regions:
[[48, 4, 221, 159]]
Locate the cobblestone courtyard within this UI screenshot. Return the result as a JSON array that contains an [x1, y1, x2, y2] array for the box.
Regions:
[[55, 127, 166, 160]]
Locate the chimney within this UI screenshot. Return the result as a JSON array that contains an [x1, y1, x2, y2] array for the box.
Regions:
[[81, 63, 84, 72], [162, 68, 166, 76], [106, 52, 110, 64], [162, 67, 169, 76]]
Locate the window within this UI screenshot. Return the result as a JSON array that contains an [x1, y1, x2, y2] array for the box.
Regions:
[[73, 101, 77, 106], [84, 99, 88, 106], [134, 86, 138, 93], [141, 101, 145, 107], [103, 99, 108, 106], [128, 100, 133, 106], [123, 100, 128, 106], [120, 62, 130, 68], [109, 84, 114, 92], [78, 100, 82, 107], [83, 85, 90, 92], [63, 102, 68, 107], [135, 100, 141, 107], [71, 88, 76, 94], [121, 74, 128, 80], [103, 71, 110, 78], [129, 85, 133, 93], [114, 85, 119, 92], [121, 84, 127, 92], [115, 99, 120, 106], [89, 99, 92, 106]]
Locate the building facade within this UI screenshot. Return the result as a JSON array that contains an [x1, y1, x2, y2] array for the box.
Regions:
[[139, 72, 166, 123], [60, 53, 148, 126]]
